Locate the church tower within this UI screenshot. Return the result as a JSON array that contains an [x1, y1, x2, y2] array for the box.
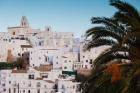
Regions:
[[20, 16, 29, 27]]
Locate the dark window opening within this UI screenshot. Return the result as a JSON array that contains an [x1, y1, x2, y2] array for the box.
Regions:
[[28, 75, 34, 79]]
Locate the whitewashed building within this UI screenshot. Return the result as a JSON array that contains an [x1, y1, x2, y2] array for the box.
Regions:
[[57, 79, 81, 93], [79, 41, 109, 69], [0, 67, 81, 93], [0, 68, 58, 93], [0, 16, 111, 93]]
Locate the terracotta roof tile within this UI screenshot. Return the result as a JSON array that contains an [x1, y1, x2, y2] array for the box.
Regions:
[[21, 45, 32, 48], [12, 70, 27, 73], [36, 77, 43, 80], [45, 80, 54, 83], [34, 65, 53, 72]]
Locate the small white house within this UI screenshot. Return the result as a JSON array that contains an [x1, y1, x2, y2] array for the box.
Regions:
[[57, 79, 81, 93], [29, 47, 60, 67], [0, 68, 57, 93]]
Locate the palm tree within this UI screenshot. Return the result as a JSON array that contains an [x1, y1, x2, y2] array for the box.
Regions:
[[110, 0, 140, 61], [82, 0, 140, 93], [84, 17, 130, 69]]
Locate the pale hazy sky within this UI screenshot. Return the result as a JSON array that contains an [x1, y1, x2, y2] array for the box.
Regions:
[[0, 0, 140, 37]]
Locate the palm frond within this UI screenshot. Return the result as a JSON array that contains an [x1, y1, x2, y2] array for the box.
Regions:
[[85, 26, 122, 42], [110, 0, 140, 21], [114, 11, 140, 28], [94, 46, 129, 68], [84, 38, 117, 50], [91, 17, 126, 34]]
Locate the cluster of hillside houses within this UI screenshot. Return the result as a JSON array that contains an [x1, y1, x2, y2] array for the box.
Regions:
[[0, 16, 107, 93]]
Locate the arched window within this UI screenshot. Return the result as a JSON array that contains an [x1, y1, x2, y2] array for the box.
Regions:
[[9, 88, 11, 93], [23, 90, 25, 93], [28, 90, 30, 93], [37, 89, 40, 93]]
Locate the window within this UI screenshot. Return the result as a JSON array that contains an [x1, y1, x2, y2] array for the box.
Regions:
[[39, 42, 41, 46], [73, 85, 75, 89], [23, 90, 25, 93], [86, 60, 88, 62], [2, 84, 5, 86], [28, 83, 31, 87], [14, 88, 16, 93], [85, 65, 87, 69], [9, 81, 11, 84], [45, 57, 48, 62], [64, 67, 67, 69], [44, 85, 47, 88], [42, 74, 48, 78], [62, 85, 65, 89], [39, 57, 41, 60], [72, 34, 74, 36], [90, 59, 92, 64], [85, 65, 88, 69], [18, 53, 21, 57], [9, 88, 11, 93], [28, 90, 30, 93], [12, 32, 15, 35], [3, 88, 6, 91], [37, 82, 41, 87], [37, 89, 40, 93], [28, 75, 34, 79], [64, 60, 67, 63]]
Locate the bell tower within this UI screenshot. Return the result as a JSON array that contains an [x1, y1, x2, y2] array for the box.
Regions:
[[20, 16, 29, 27]]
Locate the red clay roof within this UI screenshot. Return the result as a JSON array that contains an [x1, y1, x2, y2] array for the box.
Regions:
[[45, 80, 54, 83], [12, 70, 27, 73], [34, 65, 53, 72], [21, 45, 32, 48], [36, 77, 43, 80]]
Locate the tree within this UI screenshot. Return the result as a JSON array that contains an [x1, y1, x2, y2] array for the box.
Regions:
[[84, 17, 130, 69], [83, 0, 140, 93]]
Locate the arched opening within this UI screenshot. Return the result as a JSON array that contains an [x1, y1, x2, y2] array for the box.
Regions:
[[37, 89, 40, 93], [9, 88, 11, 93], [28, 90, 30, 93]]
